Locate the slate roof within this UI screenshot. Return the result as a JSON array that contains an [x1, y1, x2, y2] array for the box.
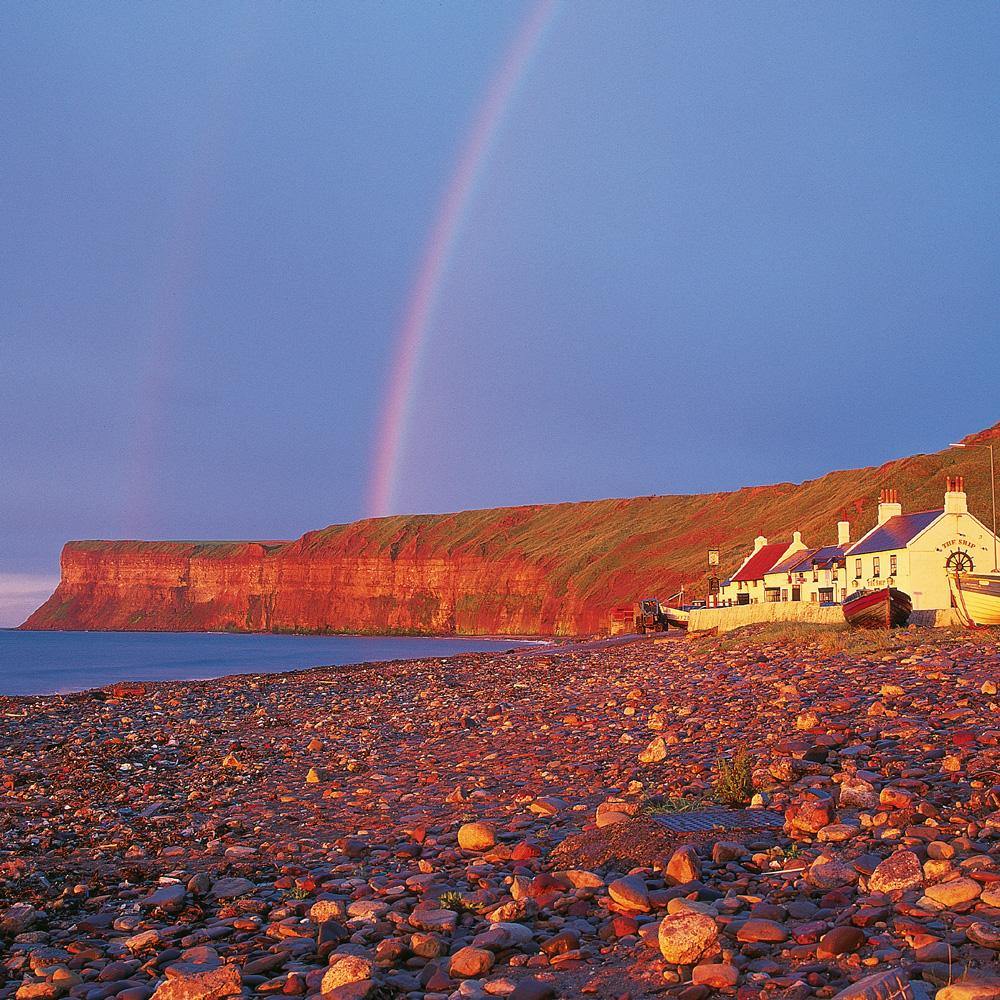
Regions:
[[798, 545, 845, 570], [769, 548, 818, 575], [847, 510, 942, 556], [732, 542, 792, 582]]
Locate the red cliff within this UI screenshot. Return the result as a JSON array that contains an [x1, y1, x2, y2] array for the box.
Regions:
[[22, 424, 1000, 635]]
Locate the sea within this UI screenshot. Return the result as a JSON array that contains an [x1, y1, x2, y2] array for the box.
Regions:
[[0, 630, 541, 697]]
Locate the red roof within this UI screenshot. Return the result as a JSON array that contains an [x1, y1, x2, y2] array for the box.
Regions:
[[732, 542, 791, 582]]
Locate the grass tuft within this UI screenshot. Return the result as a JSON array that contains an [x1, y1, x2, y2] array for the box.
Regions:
[[713, 748, 756, 806], [640, 794, 703, 815]]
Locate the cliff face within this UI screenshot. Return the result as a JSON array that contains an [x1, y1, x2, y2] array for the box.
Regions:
[[22, 423, 1000, 635]]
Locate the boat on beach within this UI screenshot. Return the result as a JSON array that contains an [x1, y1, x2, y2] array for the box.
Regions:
[[949, 572, 1000, 626], [842, 587, 912, 629], [664, 607, 690, 630]]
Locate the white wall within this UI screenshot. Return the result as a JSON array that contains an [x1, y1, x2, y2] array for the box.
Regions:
[[843, 511, 998, 611]]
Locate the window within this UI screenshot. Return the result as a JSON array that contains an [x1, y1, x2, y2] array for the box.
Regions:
[[873, 557, 881, 577], [812, 568, 819, 582], [855, 558, 862, 578], [764, 587, 782, 603], [889, 554, 897, 576]]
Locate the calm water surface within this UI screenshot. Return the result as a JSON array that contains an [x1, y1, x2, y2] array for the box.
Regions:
[[0, 630, 539, 696]]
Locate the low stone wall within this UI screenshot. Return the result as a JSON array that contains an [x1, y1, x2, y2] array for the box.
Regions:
[[909, 608, 961, 628], [689, 603, 963, 633], [688, 603, 845, 634]]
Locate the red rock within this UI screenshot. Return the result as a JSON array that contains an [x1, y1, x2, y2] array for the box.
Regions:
[[658, 912, 720, 964], [457, 822, 495, 852], [868, 850, 923, 894], [150, 964, 242, 999], [736, 918, 788, 943], [449, 945, 495, 978], [818, 926, 865, 958]]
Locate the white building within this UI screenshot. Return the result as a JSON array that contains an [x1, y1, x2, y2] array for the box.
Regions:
[[763, 530, 849, 605], [843, 477, 999, 611], [719, 532, 808, 606]]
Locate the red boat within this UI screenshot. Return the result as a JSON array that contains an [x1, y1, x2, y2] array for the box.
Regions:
[[842, 588, 912, 629]]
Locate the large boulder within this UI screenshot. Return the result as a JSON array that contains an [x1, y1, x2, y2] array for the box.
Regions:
[[150, 964, 242, 1000], [321, 955, 375, 993], [657, 911, 719, 965], [936, 976, 1000, 1000], [458, 822, 496, 852], [868, 850, 923, 894]]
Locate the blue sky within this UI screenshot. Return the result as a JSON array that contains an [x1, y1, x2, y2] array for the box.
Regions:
[[3, 1, 999, 622]]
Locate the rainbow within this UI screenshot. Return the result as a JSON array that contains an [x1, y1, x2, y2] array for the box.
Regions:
[[366, 0, 558, 519]]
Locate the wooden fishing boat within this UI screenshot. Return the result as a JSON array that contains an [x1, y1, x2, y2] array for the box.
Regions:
[[842, 587, 911, 629], [664, 607, 690, 630], [949, 572, 1000, 627]]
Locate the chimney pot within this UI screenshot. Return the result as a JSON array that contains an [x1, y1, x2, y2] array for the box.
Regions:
[[945, 475, 968, 514], [877, 488, 903, 526]]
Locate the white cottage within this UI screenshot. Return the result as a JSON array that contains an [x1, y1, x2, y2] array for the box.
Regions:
[[843, 478, 999, 611], [719, 532, 808, 606], [763, 532, 849, 605]]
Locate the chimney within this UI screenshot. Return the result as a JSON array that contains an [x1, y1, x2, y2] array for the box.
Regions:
[[791, 531, 803, 548], [752, 535, 767, 553], [837, 520, 850, 546], [944, 475, 968, 515], [877, 488, 902, 526]]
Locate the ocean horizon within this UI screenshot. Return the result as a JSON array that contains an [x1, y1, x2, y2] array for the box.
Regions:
[[0, 630, 540, 697]]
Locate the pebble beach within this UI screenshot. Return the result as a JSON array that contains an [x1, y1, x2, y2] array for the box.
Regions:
[[1, 626, 998, 1000]]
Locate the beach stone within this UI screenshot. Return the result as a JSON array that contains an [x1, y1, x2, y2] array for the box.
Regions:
[[830, 970, 917, 1000], [936, 976, 1000, 1000], [149, 963, 242, 999], [608, 874, 650, 911], [966, 922, 1000, 950], [509, 980, 556, 1000], [1, 903, 41, 934], [458, 822, 496, 852], [666, 845, 700, 883], [785, 793, 834, 836], [711, 841, 745, 863], [839, 776, 880, 809], [449, 946, 495, 979], [692, 963, 739, 988], [321, 956, 375, 992], [209, 877, 254, 900], [322, 983, 376, 1000], [736, 918, 788, 943], [639, 736, 668, 763], [311, 899, 347, 923], [142, 884, 186, 912], [923, 877, 981, 907], [410, 908, 459, 934], [868, 850, 923, 894], [658, 912, 719, 964], [818, 925, 865, 958]]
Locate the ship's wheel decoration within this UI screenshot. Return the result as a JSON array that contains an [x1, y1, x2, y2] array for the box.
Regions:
[[945, 550, 974, 574]]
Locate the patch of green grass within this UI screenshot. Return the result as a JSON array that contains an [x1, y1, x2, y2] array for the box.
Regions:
[[640, 794, 703, 815], [713, 748, 756, 806], [438, 890, 479, 914]]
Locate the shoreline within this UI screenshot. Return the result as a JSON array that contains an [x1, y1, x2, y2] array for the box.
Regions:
[[0, 631, 554, 700]]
